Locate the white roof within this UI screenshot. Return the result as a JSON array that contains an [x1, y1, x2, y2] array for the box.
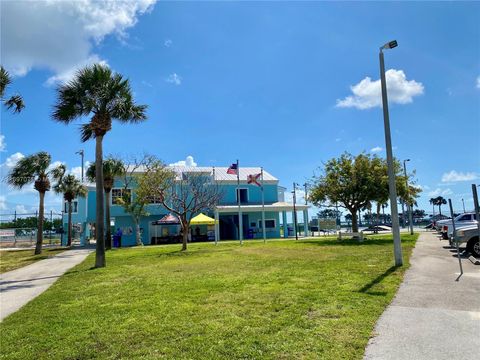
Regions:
[[127, 165, 278, 183]]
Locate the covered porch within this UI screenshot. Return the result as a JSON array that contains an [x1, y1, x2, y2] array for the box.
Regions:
[[214, 201, 310, 241]]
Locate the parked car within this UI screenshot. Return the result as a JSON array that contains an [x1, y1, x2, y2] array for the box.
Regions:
[[452, 225, 480, 257], [440, 213, 478, 239]]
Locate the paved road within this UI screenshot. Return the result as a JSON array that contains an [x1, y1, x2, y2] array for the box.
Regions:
[[364, 231, 480, 360], [0, 248, 93, 321]]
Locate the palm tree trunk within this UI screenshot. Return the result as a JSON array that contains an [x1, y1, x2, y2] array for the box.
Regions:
[[67, 200, 73, 246], [438, 205, 442, 216], [375, 202, 381, 234], [95, 135, 106, 268], [105, 190, 112, 250], [34, 191, 45, 255]]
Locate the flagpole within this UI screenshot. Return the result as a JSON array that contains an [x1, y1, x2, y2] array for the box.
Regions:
[[213, 166, 219, 246], [261, 167, 266, 243], [237, 159, 243, 245]]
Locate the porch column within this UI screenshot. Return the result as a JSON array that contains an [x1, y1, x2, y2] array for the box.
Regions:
[[282, 211, 288, 238], [303, 210, 309, 237], [214, 210, 220, 245]]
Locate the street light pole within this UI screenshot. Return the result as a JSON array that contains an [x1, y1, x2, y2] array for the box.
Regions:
[[380, 40, 403, 266], [292, 182, 299, 241], [403, 159, 414, 235], [76, 150, 84, 182]]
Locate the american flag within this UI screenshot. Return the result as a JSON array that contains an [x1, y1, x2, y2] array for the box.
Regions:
[[227, 163, 238, 175]]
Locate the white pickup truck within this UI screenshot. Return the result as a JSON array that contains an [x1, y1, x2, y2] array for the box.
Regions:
[[441, 212, 478, 239], [453, 224, 480, 257]]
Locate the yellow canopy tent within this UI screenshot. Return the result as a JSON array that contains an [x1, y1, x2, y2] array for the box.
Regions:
[[190, 213, 218, 225]]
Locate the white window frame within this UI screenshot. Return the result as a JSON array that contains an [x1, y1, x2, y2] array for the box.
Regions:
[[235, 187, 249, 203], [111, 188, 132, 206], [258, 219, 276, 229], [64, 200, 78, 214]]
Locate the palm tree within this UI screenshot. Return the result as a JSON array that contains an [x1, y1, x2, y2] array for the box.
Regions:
[[52, 64, 147, 268], [429, 196, 447, 216], [1, 66, 25, 113], [86, 158, 124, 249], [6, 152, 61, 254], [53, 166, 88, 246]]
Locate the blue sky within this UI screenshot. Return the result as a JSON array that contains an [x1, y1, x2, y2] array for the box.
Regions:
[[1, 1, 479, 217]]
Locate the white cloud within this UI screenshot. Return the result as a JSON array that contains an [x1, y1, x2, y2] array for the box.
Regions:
[[169, 156, 197, 167], [0, 195, 7, 211], [335, 138, 341, 142], [370, 146, 383, 153], [0, 134, 6, 152], [1, 0, 156, 83], [166, 73, 182, 85], [476, 76, 480, 89], [164, 39, 172, 47], [428, 188, 453, 197], [0, 152, 25, 176], [441, 170, 478, 183], [336, 69, 424, 110], [14, 204, 29, 215]]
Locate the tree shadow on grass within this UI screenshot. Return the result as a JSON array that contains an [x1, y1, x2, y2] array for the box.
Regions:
[[299, 238, 415, 247], [357, 265, 400, 296]]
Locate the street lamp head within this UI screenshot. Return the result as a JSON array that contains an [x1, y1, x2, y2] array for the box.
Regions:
[[381, 40, 398, 50], [404, 158, 411, 163]]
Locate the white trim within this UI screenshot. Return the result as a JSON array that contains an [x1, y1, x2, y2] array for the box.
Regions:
[[258, 218, 276, 229], [64, 200, 78, 214], [216, 202, 309, 213], [111, 188, 132, 206]]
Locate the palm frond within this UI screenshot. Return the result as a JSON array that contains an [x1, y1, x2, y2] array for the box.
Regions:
[[80, 123, 95, 142], [6, 152, 51, 189], [0, 66, 12, 98]]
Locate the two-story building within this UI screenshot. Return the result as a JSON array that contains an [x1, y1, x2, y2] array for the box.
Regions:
[[62, 166, 309, 246]]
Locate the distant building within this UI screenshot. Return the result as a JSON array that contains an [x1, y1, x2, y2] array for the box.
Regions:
[[62, 166, 309, 246]]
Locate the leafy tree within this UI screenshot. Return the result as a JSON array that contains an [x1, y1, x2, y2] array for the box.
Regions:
[[52, 64, 147, 267], [412, 209, 426, 219], [113, 155, 159, 246], [86, 157, 124, 249], [145, 166, 223, 251], [0, 66, 25, 113], [429, 196, 447, 216], [53, 166, 88, 246], [308, 152, 420, 234], [317, 208, 341, 219], [6, 152, 63, 254]]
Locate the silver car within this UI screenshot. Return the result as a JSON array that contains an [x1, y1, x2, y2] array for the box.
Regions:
[[453, 225, 480, 258]]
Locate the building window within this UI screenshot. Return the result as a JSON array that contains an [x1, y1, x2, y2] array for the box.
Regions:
[[111, 188, 131, 205], [64, 201, 78, 214], [147, 195, 162, 204], [236, 188, 248, 203], [258, 219, 276, 229]]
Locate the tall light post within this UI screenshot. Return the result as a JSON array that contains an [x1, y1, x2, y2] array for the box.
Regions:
[[403, 159, 414, 235], [76, 150, 84, 182], [292, 182, 299, 240], [380, 40, 403, 266]]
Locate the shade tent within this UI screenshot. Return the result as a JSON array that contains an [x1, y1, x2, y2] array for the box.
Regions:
[[190, 213, 218, 225], [152, 214, 180, 225]]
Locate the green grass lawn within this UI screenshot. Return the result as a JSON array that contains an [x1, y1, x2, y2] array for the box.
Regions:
[[0, 234, 418, 360], [0, 247, 67, 274]]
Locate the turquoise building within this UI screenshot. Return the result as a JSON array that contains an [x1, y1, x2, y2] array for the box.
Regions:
[[62, 166, 309, 246]]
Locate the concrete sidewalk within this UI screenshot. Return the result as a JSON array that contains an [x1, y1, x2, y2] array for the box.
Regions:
[[0, 248, 93, 321], [364, 231, 480, 360]]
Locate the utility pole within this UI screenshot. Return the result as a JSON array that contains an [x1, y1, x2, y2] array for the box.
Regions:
[[462, 198, 466, 213], [76, 150, 84, 182], [380, 39, 403, 266], [292, 182, 299, 240]]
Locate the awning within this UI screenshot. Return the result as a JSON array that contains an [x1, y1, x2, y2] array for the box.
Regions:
[[190, 213, 218, 225], [152, 214, 180, 225]]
